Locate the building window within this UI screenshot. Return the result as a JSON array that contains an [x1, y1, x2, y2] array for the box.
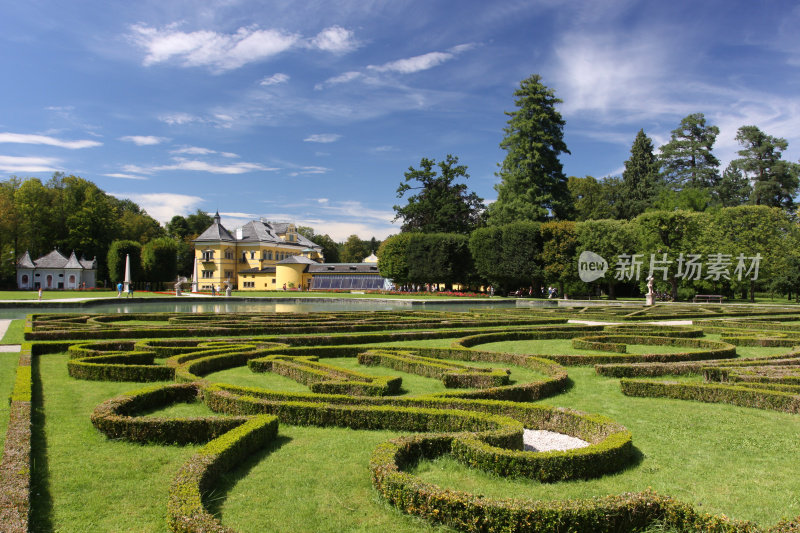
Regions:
[[224, 271, 233, 279], [202, 250, 214, 261], [243, 281, 255, 288], [267, 251, 273, 260], [202, 270, 214, 279], [224, 251, 233, 260], [250, 251, 256, 260]]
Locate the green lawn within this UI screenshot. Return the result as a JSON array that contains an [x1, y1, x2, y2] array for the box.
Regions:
[[16, 318, 800, 531], [31, 354, 199, 532], [0, 290, 170, 300], [1, 319, 24, 344], [0, 352, 20, 451]]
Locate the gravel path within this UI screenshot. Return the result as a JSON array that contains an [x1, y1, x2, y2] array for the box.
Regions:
[[523, 429, 589, 452]]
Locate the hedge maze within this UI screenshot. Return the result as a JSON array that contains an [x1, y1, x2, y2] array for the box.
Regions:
[[3, 305, 800, 531]]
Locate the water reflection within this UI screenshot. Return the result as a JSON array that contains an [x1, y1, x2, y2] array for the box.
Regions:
[[0, 298, 516, 319]]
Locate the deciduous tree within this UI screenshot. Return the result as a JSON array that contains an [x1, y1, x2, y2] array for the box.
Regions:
[[393, 154, 484, 234]]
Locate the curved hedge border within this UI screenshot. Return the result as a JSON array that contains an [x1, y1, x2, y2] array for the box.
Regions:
[[369, 435, 761, 533], [203, 384, 635, 483], [167, 415, 279, 533], [603, 324, 705, 338], [358, 349, 510, 389], [90, 383, 252, 444], [453, 330, 737, 366], [572, 335, 736, 359], [249, 353, 402, 396]]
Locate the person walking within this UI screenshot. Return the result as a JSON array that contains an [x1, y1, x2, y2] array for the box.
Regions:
[[38, 287, 42, 301], [117, 282, 123, 297]]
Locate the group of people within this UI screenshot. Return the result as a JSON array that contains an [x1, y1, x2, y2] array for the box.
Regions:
[[116, 282, 134, 298], [509, 286, 560, 298]]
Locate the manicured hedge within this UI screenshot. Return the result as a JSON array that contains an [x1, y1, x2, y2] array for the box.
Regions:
[[620, 379, 800, 414], [249, 353, 402, 396], [203, 384, 636, 483], [167, 415, 279, 532], [369, 435, 759, 533], [359, 349, 510, 389], [90, 383, 252, 444]]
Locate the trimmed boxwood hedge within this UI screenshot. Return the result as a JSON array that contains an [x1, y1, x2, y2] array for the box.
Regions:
[[203, 384, 635, 483], [369, 435, 762, 533], [90, 383, 253, 444], [167, 415, 279, 532], [620, 379, 800, 414], [359, 349, 510, 389], [249, 353, 402, 396]]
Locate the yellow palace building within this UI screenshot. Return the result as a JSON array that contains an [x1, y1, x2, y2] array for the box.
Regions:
[[193, 212, 388, 291]]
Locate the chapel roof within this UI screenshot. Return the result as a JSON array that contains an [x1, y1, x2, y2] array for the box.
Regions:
[[195, 211, 235, 242], [17, 251, 35, 269]]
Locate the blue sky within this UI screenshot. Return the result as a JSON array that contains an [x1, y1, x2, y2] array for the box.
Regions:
[[1, 1, 799, 240]]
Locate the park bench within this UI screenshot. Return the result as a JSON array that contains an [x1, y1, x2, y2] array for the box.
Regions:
[[693, 294, 725, 303]]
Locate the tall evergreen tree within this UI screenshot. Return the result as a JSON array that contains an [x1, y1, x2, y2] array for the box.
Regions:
[[716, 162, 752, 207], [659, 113, 720, 189], [488, 74, 571, 224], [734, 125, 800, 209], [620, 129, 661, 219]]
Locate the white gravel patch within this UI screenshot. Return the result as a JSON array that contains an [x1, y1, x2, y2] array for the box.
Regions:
[[523, 429, 589, 452]]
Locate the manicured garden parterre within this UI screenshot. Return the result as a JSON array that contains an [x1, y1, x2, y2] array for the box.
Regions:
[[2, 304, 800, 532]]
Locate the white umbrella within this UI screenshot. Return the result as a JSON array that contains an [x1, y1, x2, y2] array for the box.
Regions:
[[123, 253, 131, 292]]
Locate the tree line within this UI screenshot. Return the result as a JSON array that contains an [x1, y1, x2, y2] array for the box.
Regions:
[[386, 73, 800, 300], [0, 174, 165, 287], [379, 205, 799, 301], [392, 75, 800, 235], [0, 173, 384, 288]]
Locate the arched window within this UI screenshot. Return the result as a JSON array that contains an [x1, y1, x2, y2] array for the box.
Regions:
[[69, 275, 76, 284], [21, 274, 29, 286]]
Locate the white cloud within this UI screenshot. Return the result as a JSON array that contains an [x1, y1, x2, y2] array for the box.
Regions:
[[103, 173, 149, 180], [119, 135, 167, 146], [159, 112, 202, 125], [130, 24, 299, 72], [111, 192, 204, 224], [368, 51, 454, 74], [171, 146, 216, 155], [288, 166, 331, 176], [0, 132, 101, 149], [315, 71, 362, 90], [123, 157, 278, 175], [0, 155, 60, 173], [260, 73, 290, 86], [303, 133, 341, 143], [553, 32, 674, 117], [308, 26, 359, 53]]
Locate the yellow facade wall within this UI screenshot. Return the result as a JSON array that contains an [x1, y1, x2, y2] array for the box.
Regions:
[[196, 242, 320, 291]]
